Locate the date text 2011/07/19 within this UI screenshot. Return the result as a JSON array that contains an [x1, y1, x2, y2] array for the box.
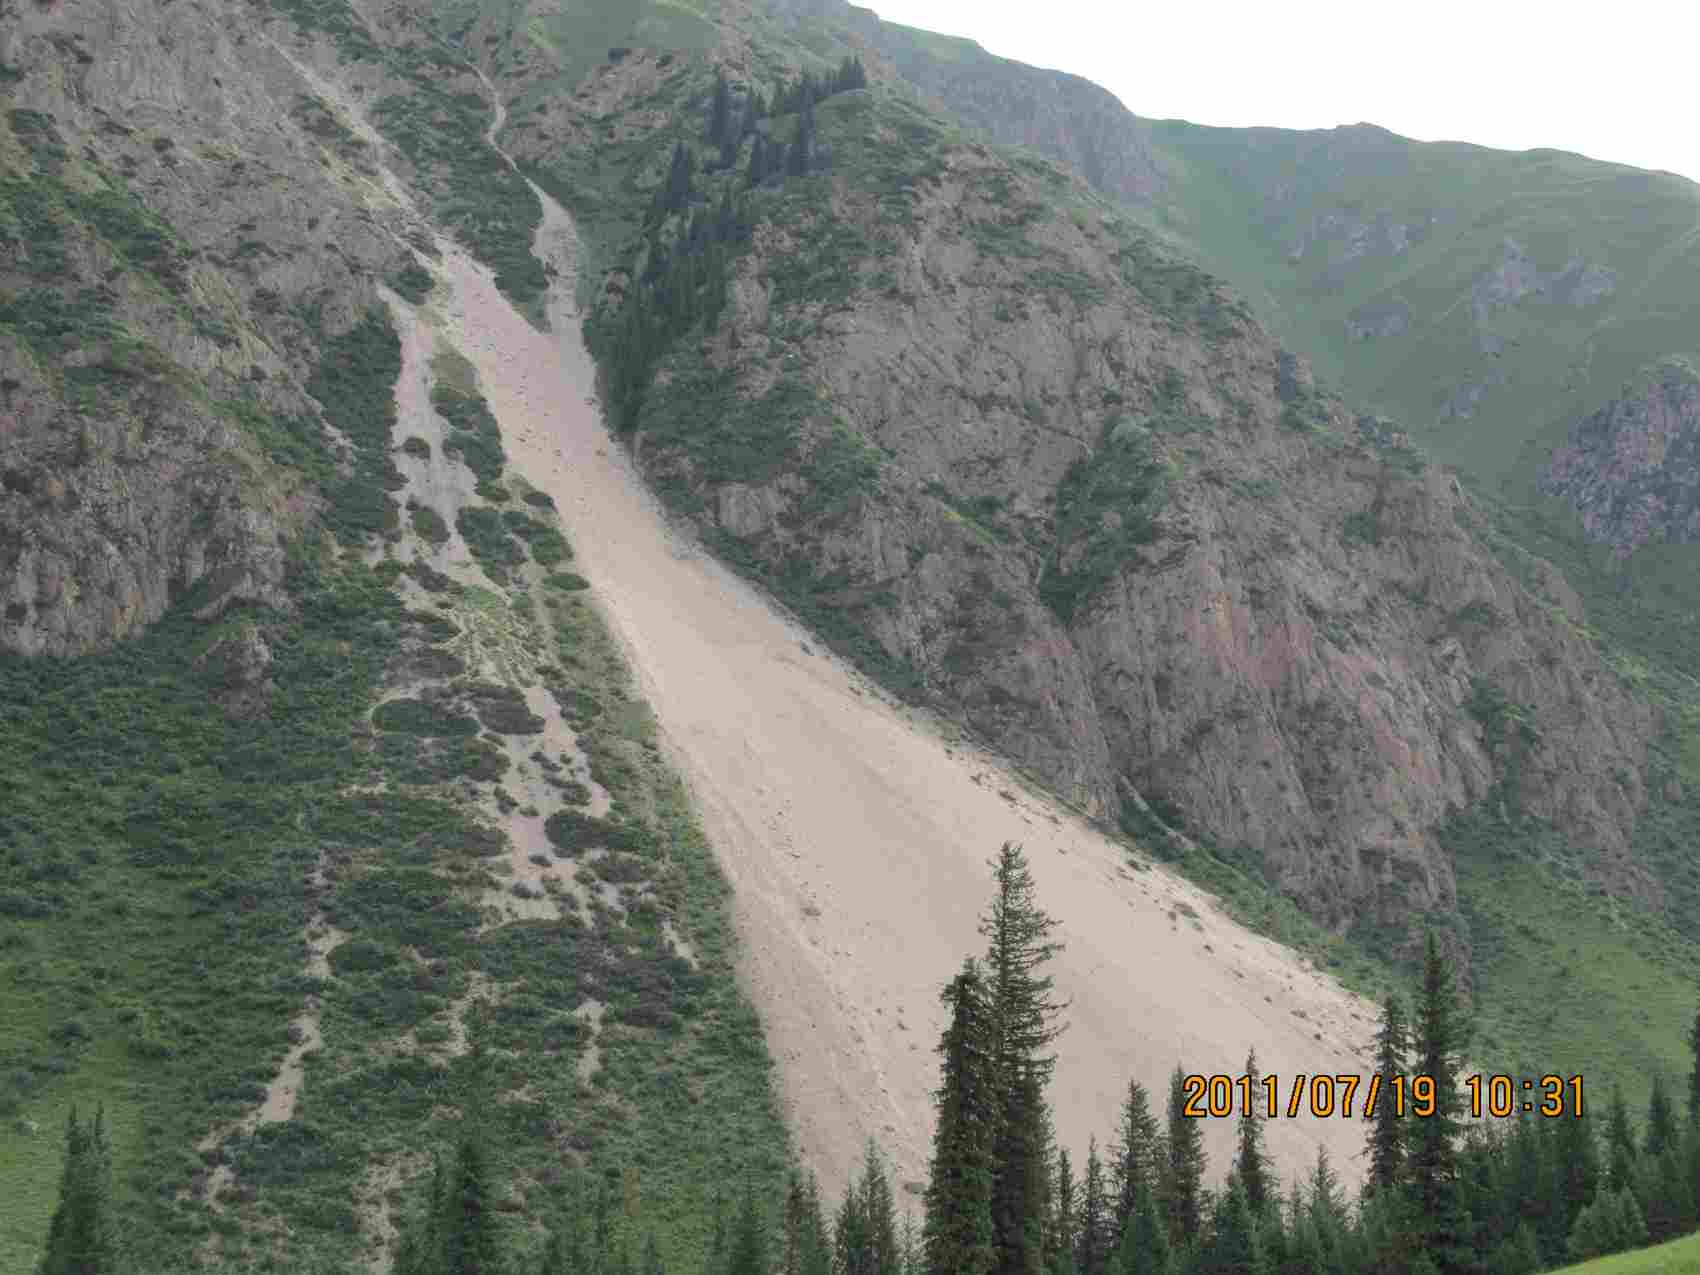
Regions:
[[1181, 1073, 1586, 1120]]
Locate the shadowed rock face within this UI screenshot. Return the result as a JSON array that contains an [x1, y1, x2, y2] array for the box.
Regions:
[[1541, 356, 1700, 556]]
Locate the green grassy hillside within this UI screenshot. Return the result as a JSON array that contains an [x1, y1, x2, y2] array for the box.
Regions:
[[1141, 120, 1700, 492], [1550, 1231, 1700, 1274]]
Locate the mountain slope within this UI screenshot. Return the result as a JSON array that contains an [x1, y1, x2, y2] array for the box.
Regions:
[[475, 0, 1700, 1110]]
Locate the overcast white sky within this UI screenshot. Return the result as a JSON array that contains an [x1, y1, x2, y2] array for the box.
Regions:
[[866, 0, 1700, 184]]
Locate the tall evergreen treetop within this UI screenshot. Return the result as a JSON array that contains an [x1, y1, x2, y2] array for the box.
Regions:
[[1235, 1047, 1272, 1218], [1646, 1072, 1676, 1158], [923, 960, 997, 1275], [1108, 1078, 1161, 1251], [708, 69, 731, 147], [980, 843, 1068, 1082], [1074, 1138, 1110, 1275], [1408, 932, 1469, 1272], [38, 1103, 117, 1275], [1688, 1004, 1700, 1127], [1365, 993, 1409, 1198], [980, 843, 1068, 1275], [1162, 1066, 1205, 1247]]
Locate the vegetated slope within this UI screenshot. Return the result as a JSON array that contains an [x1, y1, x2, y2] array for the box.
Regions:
[[1, 2, 789, 1270], [1548, 1230, 1700, 1275], [476, 0, 1700, 1111]]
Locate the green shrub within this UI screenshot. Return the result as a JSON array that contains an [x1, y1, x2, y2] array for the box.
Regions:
[[544, 811, 652, 857], [372, 697, 480, 737], [410, 504, 450, 545], [545, 572, 590, 591]]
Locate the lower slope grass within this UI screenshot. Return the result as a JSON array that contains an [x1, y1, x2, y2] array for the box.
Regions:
[[1450, 844, 1698, 1117], [1548, 1231, 1700, 1274], [1, 310, 787, 1273]]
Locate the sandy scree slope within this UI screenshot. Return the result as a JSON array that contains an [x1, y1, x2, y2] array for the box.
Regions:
[[340, 68, 1390, 1206]]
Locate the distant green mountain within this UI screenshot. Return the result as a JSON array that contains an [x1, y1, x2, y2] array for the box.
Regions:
[[1138, 119, 1700, 492]]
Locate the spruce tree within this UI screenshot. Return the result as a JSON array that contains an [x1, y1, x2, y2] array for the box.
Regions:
[[1606, 1083, 1639, 1192], [980, 844, 1068, 1275], [1688, 1005, 1700, 1128], [784, 1172, 809, 1275], [1112, 1184, 1169, 1275], [1406, 934, 1466, 1271], [861, 1141, 901, 1275], [1076, 1139, 1111, 1275], [1161, 1066, 1204, 1248], [1197, 1176, 1264, 1275], [1108, 1078, 1161, 1251], [837, 1177, 873, 1275], [708, 70, 731, 147], [1234, 1048, 1271, 1218], [38, 1103, 117, 1275], [924, 960, 998, 1275], [1365, 993, 1408, 1197], [1645, 1073, 1676, 1158], [1050, 1149, 1075, 1275], [746, 134, 768, 188], [802, 1173, 832, 1275], [1487, 1222, 1541, 1275], [728, 1180, 768, 1275], [1550, 1107, 1600, 1247], [644, 1231, 666, 1275]]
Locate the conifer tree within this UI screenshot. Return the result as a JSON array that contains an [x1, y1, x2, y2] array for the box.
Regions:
[[728, 1180, 768, 1275], [38, 1103, 117, 1275], [1487, 1222, 1541, 1275], [1365, 993, 1408, 1197], [1197, 1175, 1265, 1275], [1161, 1066, 1205, 1248], [802, 1173, 832, 1275], [1688, 1005, 1700, 1128], [837, 1176, 873, 1275], [661, 142, 695, 214], [1107, 1078, 1161, 1252], [861, 1141, 902, 1275], [784, 1172, 809, 1275], [980, 844, 1068, 1275], [1112, 1184, 1169, 1275], [1050, 1149, 1075, 1275], [708, 70, 731, 147], [1645, 1073, 1676, 1158], [1234, 1048, 1272, 1219], [644, 1231, 667, 1275], [1550, 1106, 1600, 1246], [1407, 934, 1468, 1273], [1075, 1139, 1110, 1275], [746, 135, 768, 188], [1606, 1083, 1639, 1192], [924, 960, 997, 1275]]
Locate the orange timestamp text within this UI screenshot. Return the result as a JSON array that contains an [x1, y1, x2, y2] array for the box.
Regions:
[[1181, 1072, 1586, 1120]]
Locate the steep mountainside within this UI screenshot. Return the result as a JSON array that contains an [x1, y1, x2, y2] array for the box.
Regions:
[[479, 0, 1700, 1095], [2, 2, 790, 1269]]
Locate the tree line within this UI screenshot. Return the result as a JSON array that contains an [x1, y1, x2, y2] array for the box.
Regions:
[[593, 57, 866, 433], [39, 842, 1700, 1274]]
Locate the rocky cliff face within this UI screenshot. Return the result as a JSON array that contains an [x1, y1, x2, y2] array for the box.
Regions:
[[496, 48, 1662, 956], [1540, 356, 1700, 555], [0, 0, 441, 656]]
